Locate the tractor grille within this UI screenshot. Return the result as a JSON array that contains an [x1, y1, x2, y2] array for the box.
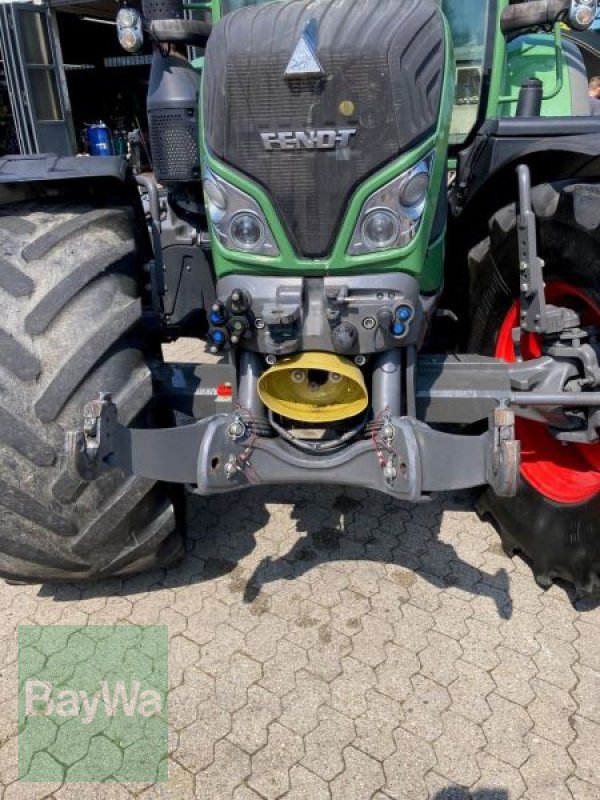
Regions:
[[203, 0, 444, 258]]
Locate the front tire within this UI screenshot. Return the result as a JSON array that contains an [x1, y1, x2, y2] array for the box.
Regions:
[[469, 181, 600, 595], [0, 198, 183, 582]]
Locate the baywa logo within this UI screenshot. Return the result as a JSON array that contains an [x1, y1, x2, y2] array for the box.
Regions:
[[18, 625, 168, 782], [25, 678, 162, 725]]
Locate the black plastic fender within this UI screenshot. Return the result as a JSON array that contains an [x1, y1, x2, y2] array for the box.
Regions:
[[0, 153, 129, 184], [0, 154, 134, 205]]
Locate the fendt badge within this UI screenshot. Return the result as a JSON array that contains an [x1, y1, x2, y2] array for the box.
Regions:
[[261, 129, 357, 151]]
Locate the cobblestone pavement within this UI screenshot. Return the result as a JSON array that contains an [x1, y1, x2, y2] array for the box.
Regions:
[[4, 488, 600, 799], [1, 345, 600, 799]]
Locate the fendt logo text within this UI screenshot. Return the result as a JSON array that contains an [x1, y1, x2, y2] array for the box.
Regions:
[[261, 128, 357, 151]]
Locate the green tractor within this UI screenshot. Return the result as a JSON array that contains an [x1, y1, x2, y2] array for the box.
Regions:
[[1, 0, 600, 593]]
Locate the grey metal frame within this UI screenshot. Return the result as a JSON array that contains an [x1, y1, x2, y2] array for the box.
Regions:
[[67, 392, 520, 501]]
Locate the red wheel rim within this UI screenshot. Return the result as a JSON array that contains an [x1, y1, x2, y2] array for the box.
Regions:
[[495, 281, 600, 504]]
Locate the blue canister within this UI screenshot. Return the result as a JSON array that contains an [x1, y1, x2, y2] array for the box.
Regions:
[[87, 123, 113, 157]]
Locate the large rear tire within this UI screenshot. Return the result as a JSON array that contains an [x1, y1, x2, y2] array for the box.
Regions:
[[0, 198, 183, 582], [469, 181, 600, 596]]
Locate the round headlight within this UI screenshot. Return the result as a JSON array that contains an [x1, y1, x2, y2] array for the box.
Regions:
[[361, 209, 399, 251], [576, 6, 595, 27], [399, 171, 429, 208], [230, 213, 264, 251], [116, 8, 137, 27], [118, 27, 142, 53]]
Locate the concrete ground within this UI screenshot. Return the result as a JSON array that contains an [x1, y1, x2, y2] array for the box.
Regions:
[[1, 341, 600, 799]]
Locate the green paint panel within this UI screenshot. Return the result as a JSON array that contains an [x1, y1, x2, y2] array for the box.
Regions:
[[498, 33, 573, 117]]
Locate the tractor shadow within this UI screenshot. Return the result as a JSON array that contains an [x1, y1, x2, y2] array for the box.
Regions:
[[39, 485, 516, 620], [235, 486, 513, 620]]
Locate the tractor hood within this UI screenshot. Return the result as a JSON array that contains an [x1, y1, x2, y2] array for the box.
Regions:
[[202, 0, 444, 258]]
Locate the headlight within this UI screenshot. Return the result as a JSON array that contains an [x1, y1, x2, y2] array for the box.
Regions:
[[230, 213, 265, 251], [362, 209, 399, 250], [116, 7, 143, 53], [116, 8, 137, 27], [348, 152, 434, 255], [569, 0, 598, 30], [203, 169, 279, 256]]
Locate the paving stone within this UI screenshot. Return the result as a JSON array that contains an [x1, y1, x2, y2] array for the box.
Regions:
[[355, 689, 403, 761], [528, 678, 576, 746], [496, 611, 542, 658], [537, 599, 579, 643], [423, 769, 466, 799], [215, 652, 262, 712], [472, 752, 526, 799], [329, 656, 377, 719], [573, 664, 600, 725], [533, 633, 577, 691], [330, 746, 385, 800], [419, 631, 462, 687], [407, 575, 444, 614], [186, 598, 230, 645], [348, 562, 387, 597], [174, 699, 231, 772], [285, 765, 330, 800], [232, 788, 265, 800], [575, 621, 600, 673], [248, 722, 304, 800], [433, 711, 485, 786], [432, 593, 473, 641], [170, 679, 212, 731], [137, 761, 194, 799], [243, 616, 289, 663], [194, 740, 250, 800], [228, 685, 281, 755], [482, 694, 533, 768], [286, 601, 330, 650], [370, 579, 410, 625], [351, 614, 394, 667], [280, 670, 330, 735], [505, 574, 545, 615], [567, 776, 600, 800], [384, 728, 436, 800], [306, 566, 348, 609], [448, 660, 494, 724], [491, 646, 537, 706], [376, 642, 420, 704], [401, 675, 451, 743], [521, 733, 575, 800], [302, 705, 355, 780], [259, 639, 308, 697], [306, 624, 352, 682], [329, 589, 371, 636], [169, 635, 201, 689], [392, 603, 435, 655], [570, 716, 600, 787], [459, 618, 502, 671]]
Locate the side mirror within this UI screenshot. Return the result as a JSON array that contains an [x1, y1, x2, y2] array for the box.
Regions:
[[501, 0, 597, 36]]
